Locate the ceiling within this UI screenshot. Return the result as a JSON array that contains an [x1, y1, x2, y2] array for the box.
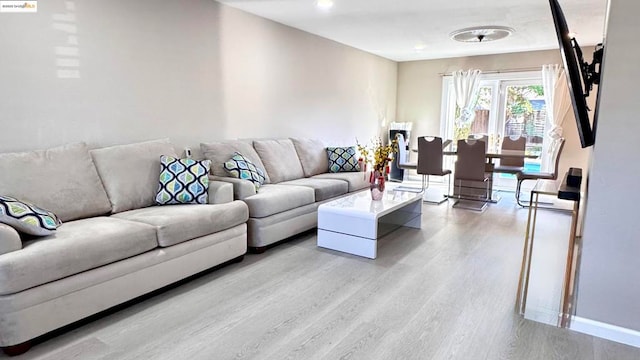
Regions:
[[216, 0, 608, 62]]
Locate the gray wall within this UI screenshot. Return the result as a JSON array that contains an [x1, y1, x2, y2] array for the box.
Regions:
[[0, 0, 397, 155], [576, 0, 640, 330]]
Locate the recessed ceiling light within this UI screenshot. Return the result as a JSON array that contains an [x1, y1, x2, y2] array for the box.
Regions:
[[316, 0, 334, 10], [450, 26, 515, 43], [414, 44, 426, 52]]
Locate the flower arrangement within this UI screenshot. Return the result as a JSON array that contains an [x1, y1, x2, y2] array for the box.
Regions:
[[356, 137, 398, 174], [357, 137, 398, 200]]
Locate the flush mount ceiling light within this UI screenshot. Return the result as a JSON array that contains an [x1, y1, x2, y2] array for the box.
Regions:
[[450, 26, 515, 43]]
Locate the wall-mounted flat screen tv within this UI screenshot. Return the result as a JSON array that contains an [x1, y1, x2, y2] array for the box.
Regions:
[[549, 0, 604, 148]]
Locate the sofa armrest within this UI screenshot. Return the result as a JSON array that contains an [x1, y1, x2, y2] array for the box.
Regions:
[[0, 223, 22, 256], [207, 180, 234, 204], [209, 175, 257, 200]]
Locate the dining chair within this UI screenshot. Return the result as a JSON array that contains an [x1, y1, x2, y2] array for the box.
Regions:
[[417, 136, 452, 204], [395, 133, 417, 170], [394, 133, 421, 192], [493, 135, 527, 174], [467, 134, 489, 151], [515, 138, 566, 207], [452, 139, 490, 211]]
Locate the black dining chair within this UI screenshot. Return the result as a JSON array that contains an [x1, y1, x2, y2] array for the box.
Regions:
[[417, 136, 451, 204], [394, 133, 422, 192], [452, 139, 490, 211], [493, 136, 527, 174], [467, 134, 489, 152]]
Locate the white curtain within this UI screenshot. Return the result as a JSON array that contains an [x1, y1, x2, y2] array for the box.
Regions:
[[542, 64, 564, 141], [541, 64, 566, 171], [552, 72, 572, 141], [452, 69, 482, 125]]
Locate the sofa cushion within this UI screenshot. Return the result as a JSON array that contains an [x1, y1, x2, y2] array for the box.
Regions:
[[253, 139, 305, 183], [201, 140, 271, 184], [243, 184, 315, 218], [0, 195, 61, 236], [91, 139, 178, 213], [0, 223, 21, 256], [279, 178, 349, 202], [311, 172, 370, 192], [291, 138, 329, 177], [113, 201, 249, 247], [0, 217, 158, 295], [0, 143, 112, 222], [223, 152, 266, 191], [156, 155, 211, 205], [327, 146, 361, 173]]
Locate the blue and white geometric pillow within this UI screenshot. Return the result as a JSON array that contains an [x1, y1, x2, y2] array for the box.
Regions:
[[223, 152, 266, 191], [0, 195, 62, 236], [326, 146, 361, 173], [155, 155, 211, 205]]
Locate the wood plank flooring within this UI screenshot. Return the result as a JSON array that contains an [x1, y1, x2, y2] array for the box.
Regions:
[[4, 194, 639, 360]]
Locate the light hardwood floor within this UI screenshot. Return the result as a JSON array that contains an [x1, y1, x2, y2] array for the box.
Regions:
[[4, 194, 639, 360]]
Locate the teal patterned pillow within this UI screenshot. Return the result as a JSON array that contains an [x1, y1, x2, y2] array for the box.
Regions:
[[155, 156, 211, 205], [0, 195, 62, 236], [223, 152, 266, 191], [327, 146, 361, 173]]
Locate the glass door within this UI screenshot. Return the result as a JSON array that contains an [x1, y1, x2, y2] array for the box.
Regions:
[[440, 72, 549, 191], [447, 83, 499, 141], [493, 81, 547, 188]]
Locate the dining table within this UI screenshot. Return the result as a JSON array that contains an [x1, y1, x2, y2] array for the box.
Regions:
[[412, 139, 539, 203]]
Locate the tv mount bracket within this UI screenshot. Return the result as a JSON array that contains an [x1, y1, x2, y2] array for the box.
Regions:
[[572, 38, 604, 98]]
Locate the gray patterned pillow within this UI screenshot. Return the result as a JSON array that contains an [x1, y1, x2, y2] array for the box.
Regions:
[[155, 156, 211, 205], [223, 152, 266, 191], [327, 146, 361, 173], [0, 195, 62, 236]]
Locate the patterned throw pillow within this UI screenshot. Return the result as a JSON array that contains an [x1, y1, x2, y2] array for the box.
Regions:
[[0, 195, 62, 236], [223, 152, 266, 191], [327, 146, 361, 173], [155, 156, 211, 205]]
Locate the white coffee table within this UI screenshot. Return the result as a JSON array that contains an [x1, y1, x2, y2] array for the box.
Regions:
[[317, 186, 422, 259]]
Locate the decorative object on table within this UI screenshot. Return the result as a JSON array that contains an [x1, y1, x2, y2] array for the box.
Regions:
[[369, 171, 386, 200], [0, 195, 62, 236], [155, 155, 211, 205], [357, 137, 398, 200]]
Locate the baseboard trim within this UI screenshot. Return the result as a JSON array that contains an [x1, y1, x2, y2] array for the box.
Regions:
[[570, 316, 640, 348], [524, 306, 559, 327]]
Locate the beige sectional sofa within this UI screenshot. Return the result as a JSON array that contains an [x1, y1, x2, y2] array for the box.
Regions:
[[0, 139, 249, 354], [201, 138, 369, 251]]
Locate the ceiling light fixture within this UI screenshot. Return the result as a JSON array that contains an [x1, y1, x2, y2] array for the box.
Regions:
[[450, 26, 515, 43], [414, 44, 426, 52], [316, 0, 334, 10]]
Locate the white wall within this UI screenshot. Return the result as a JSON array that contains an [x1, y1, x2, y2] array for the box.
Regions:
[[577, 0, 640, 331], [0, 0, 397, 155], [396, 50, 594, 178]]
